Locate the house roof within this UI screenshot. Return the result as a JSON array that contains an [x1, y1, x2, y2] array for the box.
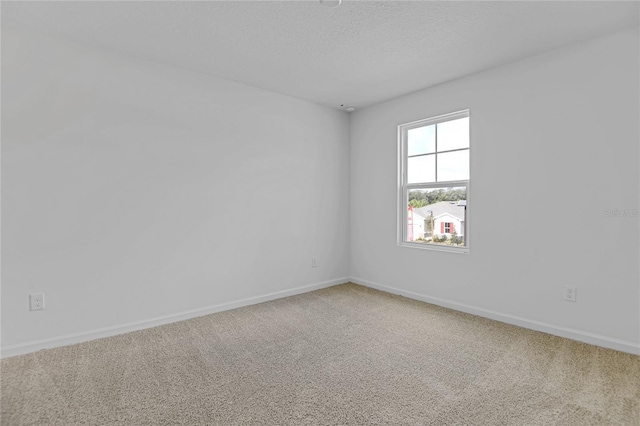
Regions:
[[410, 208, 427, 220], [415, 201, 466, 222]]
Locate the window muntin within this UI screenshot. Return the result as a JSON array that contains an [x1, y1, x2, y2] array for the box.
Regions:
[[399, 110, 470, 252]]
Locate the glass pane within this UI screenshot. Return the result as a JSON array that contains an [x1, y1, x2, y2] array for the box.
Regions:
[[437, 150, 469, 181], [407, 186, 467, 247], [407, 154, 435, 184], [407, 125, 435, 156], [437, 117, 469, 152]]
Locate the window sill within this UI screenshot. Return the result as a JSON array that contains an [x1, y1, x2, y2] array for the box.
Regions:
[[398, 241, 469, 254]]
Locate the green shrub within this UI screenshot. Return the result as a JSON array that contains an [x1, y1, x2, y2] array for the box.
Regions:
[[450, 231, 463, 245]]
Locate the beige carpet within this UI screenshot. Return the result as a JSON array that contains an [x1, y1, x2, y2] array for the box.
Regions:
[[1, 283, 639, 425]]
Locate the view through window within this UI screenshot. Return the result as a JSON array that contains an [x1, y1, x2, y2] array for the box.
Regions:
[[399, 110, 469, 251]]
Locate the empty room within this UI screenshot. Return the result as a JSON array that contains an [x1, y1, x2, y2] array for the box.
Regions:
[[1, 1, 639, 424]]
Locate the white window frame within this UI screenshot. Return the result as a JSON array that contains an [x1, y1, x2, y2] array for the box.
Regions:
[[397, 109, 470, 254]]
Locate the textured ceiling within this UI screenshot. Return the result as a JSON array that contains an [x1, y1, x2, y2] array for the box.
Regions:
[[2, 1, 639, 110]]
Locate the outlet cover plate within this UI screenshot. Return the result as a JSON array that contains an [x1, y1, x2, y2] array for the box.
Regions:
[[564, 286, 577, 302], [29, 293, 45, 311]]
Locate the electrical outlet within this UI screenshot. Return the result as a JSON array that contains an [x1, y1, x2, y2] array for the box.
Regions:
[[563, 286, 577, 302], [29, 293, 45, 311], [311, 257, 318, 268]]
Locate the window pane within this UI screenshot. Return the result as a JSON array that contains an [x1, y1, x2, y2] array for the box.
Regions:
[[407, 154, 435, 183], [407, 125, 435, 156], [437, 117, 469, 151], [437, 150, 469, 181], [407, 186, 466, 247]]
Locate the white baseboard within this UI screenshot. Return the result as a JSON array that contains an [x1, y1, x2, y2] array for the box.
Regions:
[[1, 277, 349, 359], [349, 276, 640, 356]]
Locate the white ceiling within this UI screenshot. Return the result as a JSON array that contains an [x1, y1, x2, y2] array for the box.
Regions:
[[3, 1, 638, 110]]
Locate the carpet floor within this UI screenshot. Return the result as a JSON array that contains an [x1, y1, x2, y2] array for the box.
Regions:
[[1, 283, 639, 425]]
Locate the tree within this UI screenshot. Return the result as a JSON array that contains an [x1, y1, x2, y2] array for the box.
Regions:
[[409, 199, 427, 208]]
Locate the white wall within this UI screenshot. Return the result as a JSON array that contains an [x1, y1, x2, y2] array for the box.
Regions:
[[2, 24, 638, 357], [1, 26, 350, 354], [350, 28, 640, 353]]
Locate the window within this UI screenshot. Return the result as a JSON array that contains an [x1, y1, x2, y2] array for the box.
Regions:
[[398, 110, 469, 253]]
